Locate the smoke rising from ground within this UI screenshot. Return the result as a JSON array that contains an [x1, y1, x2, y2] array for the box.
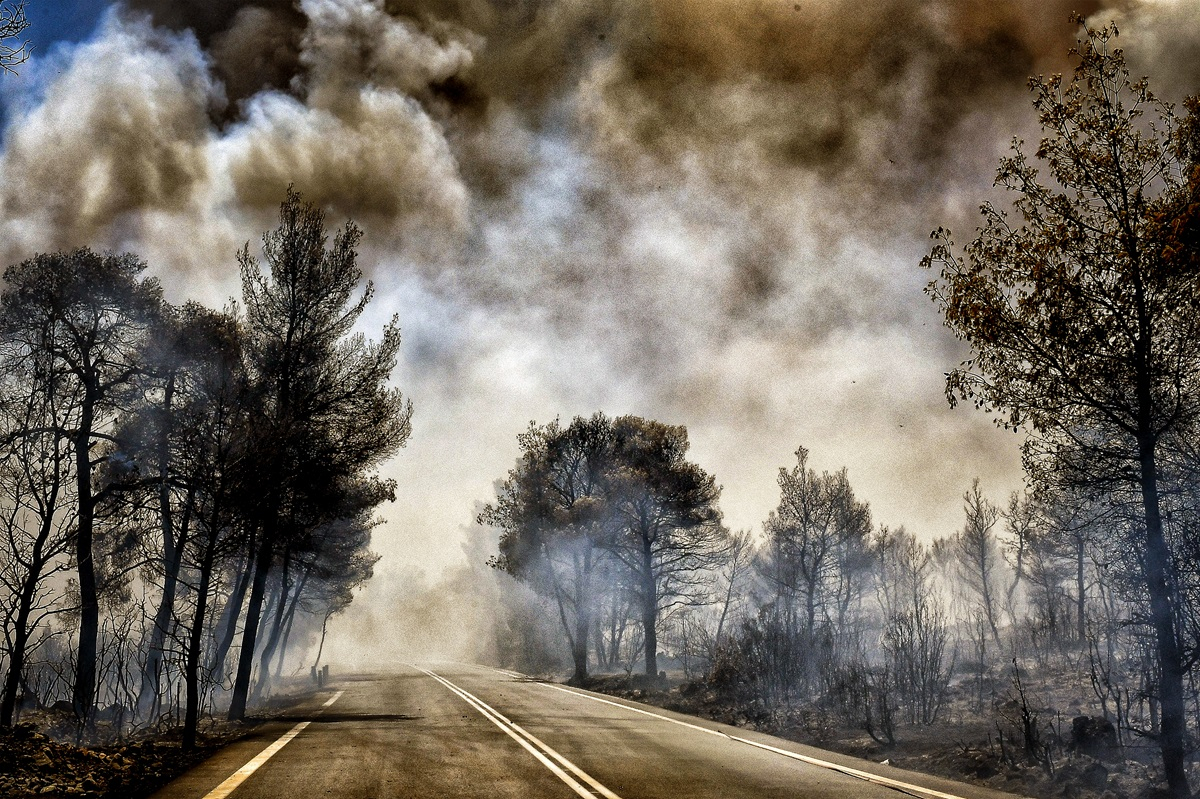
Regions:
[[1, 0, 1196, 661]]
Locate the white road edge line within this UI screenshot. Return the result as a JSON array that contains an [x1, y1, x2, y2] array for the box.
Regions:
[[417, 666, 622, 799], [544, 683, 991, 799], [200, 690, 344, 799]]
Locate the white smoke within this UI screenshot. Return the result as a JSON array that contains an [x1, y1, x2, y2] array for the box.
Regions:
[[0, 2, 1195, 660]]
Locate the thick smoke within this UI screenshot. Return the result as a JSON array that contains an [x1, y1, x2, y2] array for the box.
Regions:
[[1, 1, 1196, 639], [0, 18, 217, 256]]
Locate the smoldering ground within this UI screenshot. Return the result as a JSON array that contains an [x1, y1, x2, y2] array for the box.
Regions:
[[2, 0, 1198, 662]]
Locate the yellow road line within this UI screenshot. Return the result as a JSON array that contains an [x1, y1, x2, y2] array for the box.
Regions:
[[201, 690, 344, 799]]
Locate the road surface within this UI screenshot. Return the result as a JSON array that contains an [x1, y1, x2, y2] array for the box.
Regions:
[[152, 664, 1024, 799]]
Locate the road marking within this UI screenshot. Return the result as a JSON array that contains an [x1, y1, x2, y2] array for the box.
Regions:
[[200, 690, 344, 799], [544, 684, 724, 738], [545, 683, 986, 799], [417, 667, 622, 799]]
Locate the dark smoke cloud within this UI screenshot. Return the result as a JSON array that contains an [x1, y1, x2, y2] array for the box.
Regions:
[[1, 0, 1195, 594], [126, 0, 304, 104], [117, 0, 1108, 206]]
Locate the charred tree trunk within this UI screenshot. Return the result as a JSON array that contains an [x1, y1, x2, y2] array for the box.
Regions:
[[228, 531, 274, 721], [1076, 533, 1087, 643], [593, 618, 608, 671], [272, 564, 311, 683], [571, 583, 588, 682], [71, 396, 98, 728], [1, 599, 34, 727], [0, 522, 54, 726], [254, 547, 296, 701], [0, 441, 63, 727], [252, 544, 307, 700], [208, 539, 254, 681], [569, 548, 592, 685], [137, 375, 184, 720], [1139, 438, 1189, 799], [273, 597, 299, 683], [311, 611, 332, 675], [183, 502, 221, 750], [640, 533, 657, 679]]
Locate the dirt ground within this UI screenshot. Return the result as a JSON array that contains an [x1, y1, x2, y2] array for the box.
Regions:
[[0, 682, 319, 799]]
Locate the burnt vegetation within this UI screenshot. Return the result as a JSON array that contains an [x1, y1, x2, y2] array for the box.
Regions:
[[0, 188, 412, 768], [1, 10, 1199, 799], [476, 24, 1200, 799]]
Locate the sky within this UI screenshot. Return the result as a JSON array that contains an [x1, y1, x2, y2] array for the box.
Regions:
[[2, 0, 1199, 658]]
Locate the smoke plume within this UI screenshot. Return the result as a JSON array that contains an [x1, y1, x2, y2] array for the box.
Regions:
[[1, 0, 1196, 646]]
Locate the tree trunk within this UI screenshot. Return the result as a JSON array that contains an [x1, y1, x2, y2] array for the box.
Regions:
[[311, 611, 332, 674], [273, 597, 299, 683], [641, 535, 657, 678], [273, 565, 312, 683], [228, 533, 273, 721], [137, 376, 183, 720], [209, 542, 254, 680], [0, 484, 59, 727], [183, 508, 220, 750], [1, 578, 39, 726], [139, 501, 193, 720], [571, 616, 589, 683], [1075, 533, 1087, 643], [253, 549, 292, 702], [1138, 440, 1190, 799], [981, 574, 1001, 646], [72, 399, 98, 728], [569, 550, 591, 684], [593, 618, 608, 671]]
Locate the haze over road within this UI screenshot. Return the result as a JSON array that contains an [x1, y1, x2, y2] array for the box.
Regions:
[[151, 664, 1022, 799]]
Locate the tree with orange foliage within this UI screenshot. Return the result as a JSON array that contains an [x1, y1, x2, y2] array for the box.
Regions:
[[923, 22, 1200, 798]]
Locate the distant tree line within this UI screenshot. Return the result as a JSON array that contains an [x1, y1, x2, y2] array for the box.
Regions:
[[0, 189, 412, 747], [481, 23, 1200, 798]]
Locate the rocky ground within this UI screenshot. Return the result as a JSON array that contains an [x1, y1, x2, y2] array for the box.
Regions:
[[579, 671, 1181, 799], [0, 686, 317, 799], [0, 720, 230, 798]]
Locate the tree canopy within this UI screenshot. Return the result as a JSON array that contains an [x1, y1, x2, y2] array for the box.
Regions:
[[484, 412, 725, 681], [923, 22, 1200, 798]]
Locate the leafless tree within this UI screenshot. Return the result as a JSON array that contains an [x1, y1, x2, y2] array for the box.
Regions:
[[873, 528, 953, 725], [0, 345, 77, 725], [950, 479, 1003, 646], [0, 1, 29, 74]]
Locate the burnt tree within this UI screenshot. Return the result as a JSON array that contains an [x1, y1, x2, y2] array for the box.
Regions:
[[923, 24, 1200, 797]]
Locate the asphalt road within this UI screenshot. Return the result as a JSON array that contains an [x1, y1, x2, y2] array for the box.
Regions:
[[152, 664, 1025, 799]]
